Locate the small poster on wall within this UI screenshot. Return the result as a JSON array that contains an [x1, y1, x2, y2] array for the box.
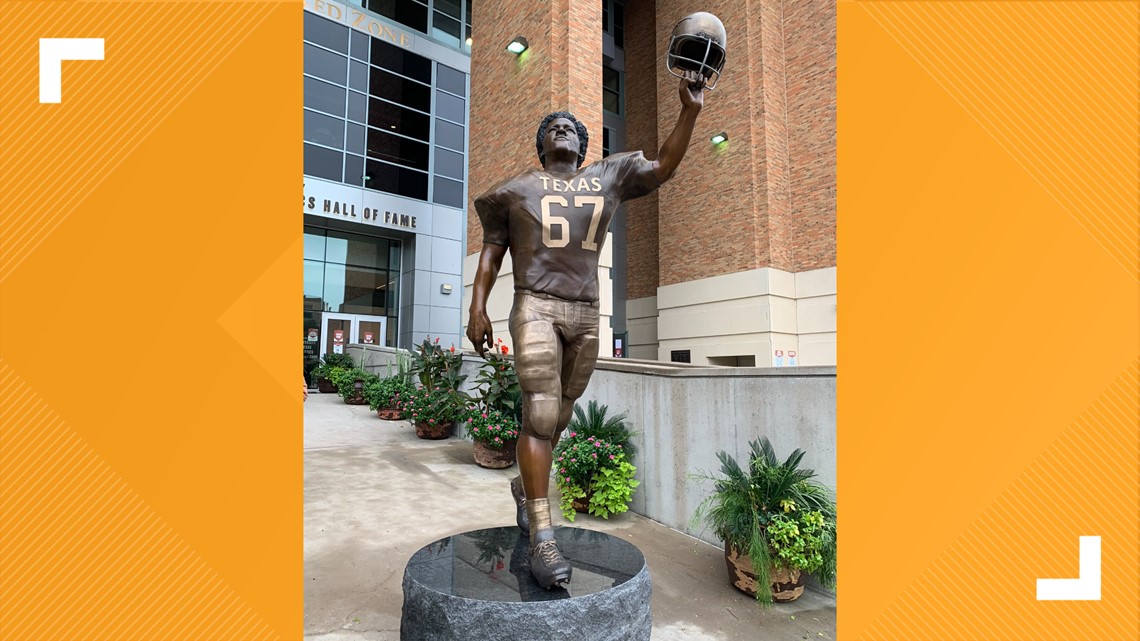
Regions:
[[363, 332, 374, 344], [333, 329, 345, 354], [307, 328, 319, 342]]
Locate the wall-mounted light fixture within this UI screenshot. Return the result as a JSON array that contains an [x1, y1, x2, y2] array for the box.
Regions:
[[710, 132, 728, 145], [506, 36, 529, 55], [440, 283, 453, 295]]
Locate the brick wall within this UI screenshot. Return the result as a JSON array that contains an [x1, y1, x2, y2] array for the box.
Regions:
[[466, 0, 602, 256], [785, 0, 836, 270], [467, 0, 835, 277], [624, 0, 660, 300]]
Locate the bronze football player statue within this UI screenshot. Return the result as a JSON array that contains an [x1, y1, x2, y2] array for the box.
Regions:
[[467, 12, 726, 591]]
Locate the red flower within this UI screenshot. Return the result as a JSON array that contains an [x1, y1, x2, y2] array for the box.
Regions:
[[449, 346, 455, 353], [501, 345, 509, 355]]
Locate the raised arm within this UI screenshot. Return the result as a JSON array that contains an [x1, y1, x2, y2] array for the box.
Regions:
[[652, 71, 706, 184]]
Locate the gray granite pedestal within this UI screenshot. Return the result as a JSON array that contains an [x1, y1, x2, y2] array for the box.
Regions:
[[400, 526, 651, 641]]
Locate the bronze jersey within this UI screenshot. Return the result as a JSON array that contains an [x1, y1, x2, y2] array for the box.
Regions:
[[475, 151, 660, 303]]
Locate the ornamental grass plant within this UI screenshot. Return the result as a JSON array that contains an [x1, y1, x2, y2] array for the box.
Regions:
[[695, 437, 837, 603]]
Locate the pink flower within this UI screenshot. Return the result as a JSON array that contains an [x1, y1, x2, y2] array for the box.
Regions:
[[594, 441, 601, 447], [570, 432, 577, 437], [561, 468, 567, 473], [609, 454, 615, 460], [435, 337, 440, 344], [592, 453, 597, 459], [482, 413, 487, 418], [570, 458, 576, 463], [564, 476, 570, 483]]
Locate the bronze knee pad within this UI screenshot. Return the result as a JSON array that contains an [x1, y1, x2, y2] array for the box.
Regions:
[[522, 394, 561, 440]]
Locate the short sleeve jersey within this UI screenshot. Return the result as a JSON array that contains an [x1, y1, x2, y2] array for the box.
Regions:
[[475, 151, 659, 303]]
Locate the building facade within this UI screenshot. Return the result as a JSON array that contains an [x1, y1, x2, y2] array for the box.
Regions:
[[302, 0, 836, 369], [463, 0, 837, 367], [303, 0, 474, 372]]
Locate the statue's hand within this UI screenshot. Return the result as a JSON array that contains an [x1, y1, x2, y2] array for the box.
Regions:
[[679, 71, 705, 111], [466, 309, 493, 357]]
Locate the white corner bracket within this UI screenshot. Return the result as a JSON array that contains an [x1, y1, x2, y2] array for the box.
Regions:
[[1036, 536, 1101, 601], [39, 38, 104, 103]]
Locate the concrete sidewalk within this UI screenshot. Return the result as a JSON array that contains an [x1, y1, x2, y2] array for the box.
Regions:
[[304, 392, 836, 641]]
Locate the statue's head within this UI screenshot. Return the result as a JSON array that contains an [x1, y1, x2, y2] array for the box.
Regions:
[[535, 111, 589, 168]]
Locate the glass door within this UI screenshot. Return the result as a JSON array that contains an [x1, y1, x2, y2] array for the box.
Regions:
[[324, 313, 353, 355], [322, 313, 389, 355], [356, 315, 387, 347]]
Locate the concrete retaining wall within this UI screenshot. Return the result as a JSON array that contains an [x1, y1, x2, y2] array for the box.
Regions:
[[347, 345, 836, 547]]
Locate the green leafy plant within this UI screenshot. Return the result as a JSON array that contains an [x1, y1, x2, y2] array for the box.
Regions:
[[409, 336, 465, 391], [553, 432, 638, 521], [310, 353, 355, 382], [694, 437, 837, 603], [397, 385, 466, 426], [336, 368, 378, 401], [566, 400, 637, 458], [365, 375, 416, 411], [472, 338, 519, 418], [462, 406, 520, 446]]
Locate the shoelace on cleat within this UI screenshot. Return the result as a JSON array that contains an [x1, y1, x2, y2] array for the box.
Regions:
[[532, 540, 565, 567]]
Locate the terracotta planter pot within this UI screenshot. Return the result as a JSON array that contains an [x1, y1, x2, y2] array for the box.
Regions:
[[317, 378, 336, 393], [415, 420, 454, 440], [724, 543, 805, 602], [472, 439, 517, 469], [571, 489, 593, 513], [377, 407, 404, 420]]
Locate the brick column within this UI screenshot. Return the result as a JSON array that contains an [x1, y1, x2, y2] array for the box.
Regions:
[[466, 0, 603, 255]]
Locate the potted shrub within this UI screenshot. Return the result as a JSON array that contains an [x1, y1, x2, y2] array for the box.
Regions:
[[366, 375, 415, 419], [695, 437, 837, 604], [553, 423, 639, 521], [398, 385, 465, 439], [312, 354, 354, 393], [366, 354, 415, 419], [463, 407, 520, 468], [335, 368, 376, 405]]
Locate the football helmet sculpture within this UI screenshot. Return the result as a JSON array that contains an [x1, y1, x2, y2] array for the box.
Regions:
[[667, 11, 727, 89]]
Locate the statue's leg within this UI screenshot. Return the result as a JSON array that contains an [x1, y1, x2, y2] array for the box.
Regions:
[[509, 293, 572, 588]]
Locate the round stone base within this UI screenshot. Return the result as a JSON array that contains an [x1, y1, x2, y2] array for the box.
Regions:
[[400, 526, 651, 641]]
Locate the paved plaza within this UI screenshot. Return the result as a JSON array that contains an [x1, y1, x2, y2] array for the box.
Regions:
[[304, 392, 836, 641]]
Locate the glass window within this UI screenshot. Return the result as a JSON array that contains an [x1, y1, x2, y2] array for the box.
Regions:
[[365, 159, 429, 200], [305, 76, 346, 116], [364, 0, 428, 34], [304, 43, 348, 85], [345, 154, 365, 186], [350, 30, 369, 60], [332, 265, 393, 315], [435, 90, 464, 124], [348, 90, 367, 123], [432, 12, 461, 45], [305, 143, 343, 181], [436, 0, 461, 20], [436, 64, 466, 97], [346, 122, 366, 155], [304, 12, 349, 54], [304, 259, 326, 306], [614, 2, 624, 48], [603, 66, 621, 115], [435, 119, 464, 152], [328, 229, 389, 268], [433, 176, 464, 208], [349, 59, 368, 92], [325, 235, 348, 264], [388, 242, 401, 271], [434, 146, 464, 180], [304, 109, 345, 149], [370, 38, 432, 83], [369, 67, 431, 112], [366, 127, 429, 171], [304, 230, 326, 260], [368, 98, 431, 140], [602, 127, 611, 157]]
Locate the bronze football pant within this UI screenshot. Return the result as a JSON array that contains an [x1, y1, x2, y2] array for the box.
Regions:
[[509, 291, 600, 440]]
